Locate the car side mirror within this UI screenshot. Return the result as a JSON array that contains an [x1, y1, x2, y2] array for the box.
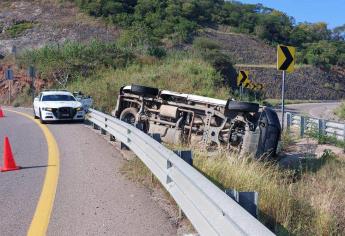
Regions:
[[34, 97, 39, 102]]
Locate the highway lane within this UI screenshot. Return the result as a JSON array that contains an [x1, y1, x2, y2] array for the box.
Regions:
[[1, 107, 176, 235], [285, 102, 341, 121], [0, 110, 48, 236], [47, 121, 176, 236]]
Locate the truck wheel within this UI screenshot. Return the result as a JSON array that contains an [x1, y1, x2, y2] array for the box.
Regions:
[[227, 101, 259, 113], [130, 84, 159, 97], [120, 107, 149, 133], [120, 108, 137, 126]]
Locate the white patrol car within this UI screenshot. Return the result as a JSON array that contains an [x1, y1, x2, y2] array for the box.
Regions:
[[33, 90, 86, 123]]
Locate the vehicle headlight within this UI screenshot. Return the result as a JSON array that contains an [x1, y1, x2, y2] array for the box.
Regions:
[[76, 106, 84, 111], [42, 107, 53, 111]]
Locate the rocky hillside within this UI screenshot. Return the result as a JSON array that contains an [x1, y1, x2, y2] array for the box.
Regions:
[[0, 1, 118, 56], [202, 28, 345, 100], [0, 0, 344, 102]]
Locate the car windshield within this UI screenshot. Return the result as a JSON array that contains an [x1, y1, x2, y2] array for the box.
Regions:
[[42, 95, 76, 102]]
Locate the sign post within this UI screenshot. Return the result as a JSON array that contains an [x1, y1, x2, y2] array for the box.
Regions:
[[28, 66, 36, 100], [277, 45, 296, 131], [237, 71, 249, 101], [5, 68, 14, 104]]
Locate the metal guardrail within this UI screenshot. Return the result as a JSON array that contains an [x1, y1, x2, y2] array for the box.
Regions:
[[87, 109, 274, 236], [287, 112, 345, 140]]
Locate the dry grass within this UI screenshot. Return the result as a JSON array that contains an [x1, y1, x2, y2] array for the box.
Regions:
[[121, 146, 345, 235], [193, 150, 345, 235], [334, 101, 345, 119], [67, 53, 229, 112]]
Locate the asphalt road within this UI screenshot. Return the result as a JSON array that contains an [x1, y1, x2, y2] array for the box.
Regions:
[[285, 102, 342, 121], [0, 108, 176, 236], [0, 109, 47, 236]]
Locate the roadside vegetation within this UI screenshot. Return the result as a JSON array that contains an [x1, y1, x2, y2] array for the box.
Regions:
[[122, 148, 345, 235], [1, 21, 35, 38], [73, 0, 345, 69], [334, 101, 345, 120], [308, 129, 345, 149], [17, 40, 239, 111]]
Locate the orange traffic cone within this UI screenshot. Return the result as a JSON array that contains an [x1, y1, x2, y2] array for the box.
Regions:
[[0, 137, 20, 172], [0, 107, 4, 118]]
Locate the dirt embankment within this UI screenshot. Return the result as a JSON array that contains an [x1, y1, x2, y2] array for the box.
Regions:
[[0, 63, 47, 104], [0, 0, 119, 56], [0, 0, 120, 103]]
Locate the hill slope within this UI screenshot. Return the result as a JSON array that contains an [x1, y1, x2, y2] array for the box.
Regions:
[[201, 28, 345, 100], [0, 0, 344, 103], [0, 1, 118, 56]]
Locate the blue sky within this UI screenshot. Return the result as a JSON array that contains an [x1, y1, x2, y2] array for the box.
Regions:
[[238, 0, 345, 29]]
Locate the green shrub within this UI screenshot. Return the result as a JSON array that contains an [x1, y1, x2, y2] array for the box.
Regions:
[[73, 0, 345, 67], [335, 101, 345, 119], [17, 41, 135, 86], [193, 37, 221, 51], [66, 53, 228, 112], [5, 21, 34, 38]]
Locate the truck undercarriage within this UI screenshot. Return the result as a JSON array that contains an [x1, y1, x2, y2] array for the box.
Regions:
[[113, 85, 281, 159]]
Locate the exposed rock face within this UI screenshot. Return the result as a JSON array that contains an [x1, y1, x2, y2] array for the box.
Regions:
[[0, 1, 119, 56]]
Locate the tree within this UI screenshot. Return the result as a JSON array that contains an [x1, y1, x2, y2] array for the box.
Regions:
[[333, 24, 345, 41], [304, 41, 338, 68]]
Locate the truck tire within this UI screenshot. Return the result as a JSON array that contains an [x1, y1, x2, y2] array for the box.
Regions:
[[120, 108, 138, 126], [130, 84, 159, 97], [120, 107, 149, 133], [255, 107, 281, 159], [227, 101, 259, 113]]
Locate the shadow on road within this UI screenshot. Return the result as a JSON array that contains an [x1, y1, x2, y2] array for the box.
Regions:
[[20, 165, 56, 170]]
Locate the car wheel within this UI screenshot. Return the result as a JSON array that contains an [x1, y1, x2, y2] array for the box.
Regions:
[[227, 101, 259, 113], [39, 110, 46, 124], [130, 84, 159, 97], [33, 108, 39, 119]]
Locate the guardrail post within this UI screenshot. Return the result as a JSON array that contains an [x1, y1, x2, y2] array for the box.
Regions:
[[93, 123, 100, 130], [173, 150, 193, 166], [109, 135, 116, 142], [300, 116, 305, 138], [225, 189, 258, 219], [101, 128, 107, 135], [318, 119, 325, 136], [120, 142, 129, 150], [286, 113, 292, 130]]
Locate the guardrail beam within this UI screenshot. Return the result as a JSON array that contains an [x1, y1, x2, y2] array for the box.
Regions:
[[86, 109, 274, 236]]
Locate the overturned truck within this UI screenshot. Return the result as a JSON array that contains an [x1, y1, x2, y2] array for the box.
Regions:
[[113, 85, 281, 159]]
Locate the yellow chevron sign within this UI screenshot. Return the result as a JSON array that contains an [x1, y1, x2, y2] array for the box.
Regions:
[[243, 79, 251, 88], [277, 45, 296, 73], [256, 83, 263, 91], [237, 71, 249, 86]]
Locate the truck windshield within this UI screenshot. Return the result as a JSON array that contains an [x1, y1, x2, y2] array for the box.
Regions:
[[42, 95, 76, 101]]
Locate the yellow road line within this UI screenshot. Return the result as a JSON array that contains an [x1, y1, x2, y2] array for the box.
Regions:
[[5, 109, 60, 236]]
